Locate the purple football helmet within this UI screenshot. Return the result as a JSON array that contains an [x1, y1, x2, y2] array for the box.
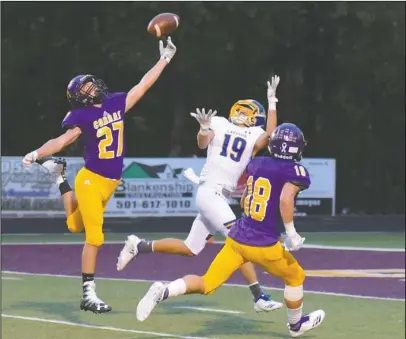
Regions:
[[66, 74, 108, 108], [268, 123, 307, 161]]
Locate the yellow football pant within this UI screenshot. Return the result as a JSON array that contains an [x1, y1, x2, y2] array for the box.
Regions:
[[66, 167, 120, 247], [202, 237, 305, 295]]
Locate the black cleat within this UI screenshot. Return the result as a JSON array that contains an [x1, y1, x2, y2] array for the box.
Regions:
[[80, 281, 112, 314], [35, 157, 67, 181]]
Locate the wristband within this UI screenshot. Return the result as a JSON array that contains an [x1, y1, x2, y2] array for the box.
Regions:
[[284, 221, 296, 235], [199, 127, 210, 135], [160, 55, 171, 64]]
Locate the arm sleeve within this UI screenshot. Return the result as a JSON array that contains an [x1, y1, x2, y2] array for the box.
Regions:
[[285, 163, 311, 191], [61, 110, 82, 130]]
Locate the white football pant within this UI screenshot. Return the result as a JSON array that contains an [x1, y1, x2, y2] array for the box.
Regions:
[[184, 183, 236, 255]]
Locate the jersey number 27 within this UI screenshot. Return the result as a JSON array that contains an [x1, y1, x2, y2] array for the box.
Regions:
[[220, 134, 247, 162], [97, 121, 124, 159]]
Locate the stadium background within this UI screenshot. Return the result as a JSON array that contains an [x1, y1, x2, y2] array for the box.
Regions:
[[1, 3, 405, 339], [2, 1, 405, 216]]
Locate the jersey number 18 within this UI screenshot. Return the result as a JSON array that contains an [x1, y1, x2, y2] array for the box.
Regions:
[[243, 176, 271, 222]]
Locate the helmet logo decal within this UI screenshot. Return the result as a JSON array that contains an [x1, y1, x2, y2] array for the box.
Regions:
[[281, 142, 287, 153], [289, 146, 299, 154]]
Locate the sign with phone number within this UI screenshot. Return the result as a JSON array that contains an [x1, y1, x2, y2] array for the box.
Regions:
[[1, 156, 336, 217]]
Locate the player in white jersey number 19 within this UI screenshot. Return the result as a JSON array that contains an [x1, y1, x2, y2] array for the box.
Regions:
[[117, 76, 283, 313]]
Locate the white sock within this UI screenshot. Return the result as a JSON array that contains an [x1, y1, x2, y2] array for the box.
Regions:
[[163, 278, 187, 300], [287, 305, 303, 325]]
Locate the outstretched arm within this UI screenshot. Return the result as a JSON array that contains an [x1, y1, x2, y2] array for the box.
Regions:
[[253, 75, 280, 156], [190, 108, 217, 149], [125, 37, 177, 113], [22, 127, 82, 167]]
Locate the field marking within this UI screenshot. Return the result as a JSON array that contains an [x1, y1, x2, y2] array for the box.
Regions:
[[173, 306, 243, 314], [1, 314, 219, 339], [2, 240, 405, 252], [1, 277, 22, 280], [3, 270, 405, 302]]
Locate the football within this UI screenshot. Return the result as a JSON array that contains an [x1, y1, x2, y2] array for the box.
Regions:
[[147, 13, 180, 38]]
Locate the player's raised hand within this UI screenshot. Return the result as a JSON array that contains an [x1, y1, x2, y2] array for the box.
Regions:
[[159, 37, 177, 63], [267, 75, 280, 104], [190, 108, 217, 131], [22, 150, 39, 168]]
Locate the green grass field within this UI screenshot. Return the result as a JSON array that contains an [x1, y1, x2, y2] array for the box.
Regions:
[[2, 273, 404, 339], [2, 232, 405, 339]]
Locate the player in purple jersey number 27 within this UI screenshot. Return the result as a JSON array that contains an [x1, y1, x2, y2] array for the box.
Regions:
[[136, 123, 326, 338], [22, 38, 177, 314]]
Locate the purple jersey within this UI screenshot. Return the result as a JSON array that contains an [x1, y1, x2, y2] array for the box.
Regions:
[[228, 156, 311, 247], [62, 92, 127, 180]]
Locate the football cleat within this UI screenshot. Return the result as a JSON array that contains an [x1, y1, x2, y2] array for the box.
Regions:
[[287, 310, 326, 337], [254, 293, 284, 312], [136, 282, 166, 322], [80, 281, 112, 314], [36, 157, 67, 184], [116, 235, 142, 271]]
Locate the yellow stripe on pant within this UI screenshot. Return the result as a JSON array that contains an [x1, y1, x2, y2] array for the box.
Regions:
[[202, 237, 305, 295]]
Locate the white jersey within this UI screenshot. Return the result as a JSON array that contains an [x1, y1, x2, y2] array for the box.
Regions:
[[199, 116, 264, 192]]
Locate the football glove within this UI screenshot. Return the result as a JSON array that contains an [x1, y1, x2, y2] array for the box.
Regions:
[[159, 37, 177, 63], [190, 108, 217, 131]]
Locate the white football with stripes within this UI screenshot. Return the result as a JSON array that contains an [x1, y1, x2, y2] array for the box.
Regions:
[[147, 13, 180, 38]]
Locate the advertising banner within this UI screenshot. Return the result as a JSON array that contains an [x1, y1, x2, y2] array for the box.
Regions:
[[1, 156, 335, 217]]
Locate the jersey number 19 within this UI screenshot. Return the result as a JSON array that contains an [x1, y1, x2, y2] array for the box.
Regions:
[[220, 134, 247, 162]]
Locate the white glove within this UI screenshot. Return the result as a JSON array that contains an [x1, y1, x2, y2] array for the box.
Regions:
[[183, 168, 200, 185], [267, 75, 280, 109], [159, 36, 177, 63], [283, 230, 305, 251], [190, 108, 217, 131], [22, 151, 39, 168]]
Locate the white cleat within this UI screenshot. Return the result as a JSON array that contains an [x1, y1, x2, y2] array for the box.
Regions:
[[288, 310, 326, 337], [136, 282, 166, 322], [254, 293, 284, 312], [116, 235, 142, 271]]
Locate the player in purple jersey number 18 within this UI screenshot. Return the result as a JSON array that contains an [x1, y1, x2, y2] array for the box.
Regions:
[[135, 124, 326, 337], [22, 37, 177, 314]]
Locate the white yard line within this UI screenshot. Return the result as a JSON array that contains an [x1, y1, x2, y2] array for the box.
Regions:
[[3, 270, 405, 302], [173, 306, 243, 314], [2, 240, 404, 252], [1, 277, 22, 280], [1, 314, 219, 339]]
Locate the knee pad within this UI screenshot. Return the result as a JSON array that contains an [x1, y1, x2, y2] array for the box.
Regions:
[[85, 231, 104, 247], [284, 285, 304, 302], [66, 209, 84, 233]]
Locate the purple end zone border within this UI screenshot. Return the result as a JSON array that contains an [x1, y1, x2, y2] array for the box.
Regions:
[[2, 243, 405, 300]]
